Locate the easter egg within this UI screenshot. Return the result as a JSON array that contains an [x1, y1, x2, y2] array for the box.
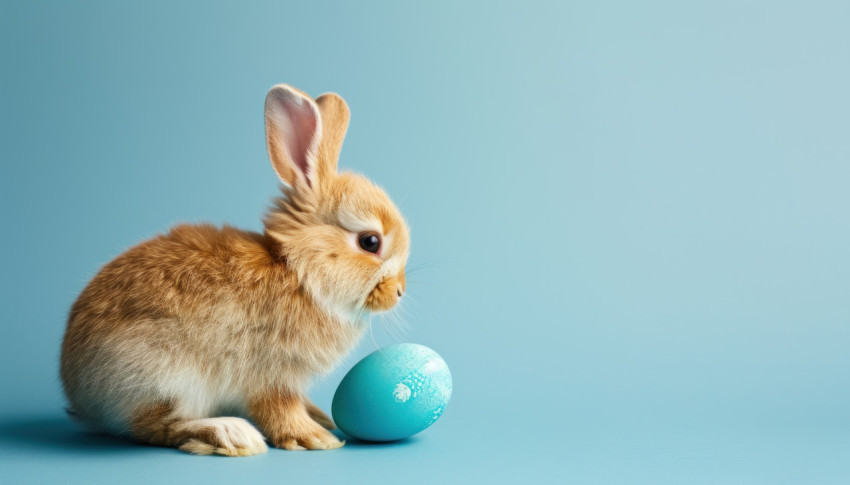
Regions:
[[331, 343, 452, 442]]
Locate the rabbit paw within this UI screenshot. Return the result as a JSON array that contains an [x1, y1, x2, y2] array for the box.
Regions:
[[250, 393, 344, 451], [272, 420, 344, 451], [174, 417, 269, 457]]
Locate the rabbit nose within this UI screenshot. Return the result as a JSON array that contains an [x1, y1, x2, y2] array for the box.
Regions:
[[397, 286, 404, 298]]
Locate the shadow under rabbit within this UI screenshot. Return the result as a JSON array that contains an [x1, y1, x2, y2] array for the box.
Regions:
[[0, 414, 420, 455], [0, 415, 139, 455]]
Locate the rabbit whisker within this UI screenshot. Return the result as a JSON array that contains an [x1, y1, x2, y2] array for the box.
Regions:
[[368, 312, 380, 351]]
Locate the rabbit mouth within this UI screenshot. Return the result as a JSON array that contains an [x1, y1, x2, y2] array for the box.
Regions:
[[364, 276, 404, 312]]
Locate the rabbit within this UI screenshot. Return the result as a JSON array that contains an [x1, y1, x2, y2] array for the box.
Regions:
[[60, 84, 410, 456]]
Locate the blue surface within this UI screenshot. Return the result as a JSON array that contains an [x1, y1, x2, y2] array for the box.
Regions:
[[2, 1, 850, 483], [332, 344, 452, 441]]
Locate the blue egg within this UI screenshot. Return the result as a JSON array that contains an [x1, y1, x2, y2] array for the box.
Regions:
[[332, 343, 452, 442]]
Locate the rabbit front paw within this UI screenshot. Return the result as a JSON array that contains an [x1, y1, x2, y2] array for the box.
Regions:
[[271, 423, 344, 451], [249, 392, 344, 451]]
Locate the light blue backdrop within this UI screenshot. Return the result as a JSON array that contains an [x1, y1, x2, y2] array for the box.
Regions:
[[2, 1, 849, 483]]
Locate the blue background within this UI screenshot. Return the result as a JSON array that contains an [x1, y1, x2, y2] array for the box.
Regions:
[[2, 1, 849, 483]]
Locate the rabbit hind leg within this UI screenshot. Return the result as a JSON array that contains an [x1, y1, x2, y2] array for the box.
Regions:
[[131, 401, 268, 457]]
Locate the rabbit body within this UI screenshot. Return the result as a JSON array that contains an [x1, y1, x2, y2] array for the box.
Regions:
[[62, 223, 363, 432], [60, 85, 410, 455]]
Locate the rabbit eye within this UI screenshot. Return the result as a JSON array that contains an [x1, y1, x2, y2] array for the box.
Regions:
[[358, 232, 381, 254]]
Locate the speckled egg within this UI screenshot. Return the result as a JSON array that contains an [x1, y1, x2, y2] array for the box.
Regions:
[[331, 343, 452, 442]]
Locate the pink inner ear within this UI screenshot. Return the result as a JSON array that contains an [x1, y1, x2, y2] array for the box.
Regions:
[[270, 92, 319, 186]]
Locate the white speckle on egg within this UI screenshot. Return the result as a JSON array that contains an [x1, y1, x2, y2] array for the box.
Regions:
[[432, 406, 444, 421], [423, 358, 446, 375], [393, 383, 411, 402]]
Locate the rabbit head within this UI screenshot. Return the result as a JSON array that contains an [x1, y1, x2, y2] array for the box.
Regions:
[[262, 85, 409, 319]]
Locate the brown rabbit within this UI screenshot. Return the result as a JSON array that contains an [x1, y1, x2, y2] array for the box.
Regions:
[[60, 84, 410, 456]]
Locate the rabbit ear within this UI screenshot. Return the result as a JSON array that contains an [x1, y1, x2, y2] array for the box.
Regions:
[[314, 93, 350, 182], [264, 84, 323, 190]]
